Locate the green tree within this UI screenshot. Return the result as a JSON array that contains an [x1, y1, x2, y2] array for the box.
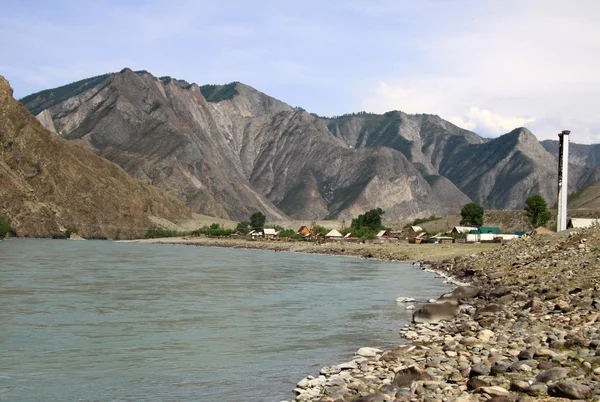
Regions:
[[460, 202, 484, 227], [236, 221, 251, 234], [0, 216, 16, 238], [249, 212, 266, 231], [524, 194, 552, 228], [351, 208, 385, 230]]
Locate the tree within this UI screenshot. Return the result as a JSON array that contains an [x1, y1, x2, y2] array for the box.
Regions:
[[524, 194, 552, 228], [236, 221, 251, 234], [249, 212, 266, 231], [460, 202, 484, 227], [351, 208, 385, 230], [0, 216, 15, 238]]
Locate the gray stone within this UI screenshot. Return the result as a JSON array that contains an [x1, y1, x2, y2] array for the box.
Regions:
[[548, 381, 591, 399], [489, 286, 511, 298], [413, 301, 459, 324], [467, 378, 490, 390], [469, 363, 491, 377], [438, 285, 482, 302], [518, 349, 534, 360], [490, 361, 510, 375], [525, 382, 548, 396], [353, 392, 389, 402], [473, 385, 510, 397], [392, 366, 430, 388], [535, 367, 569, 383]]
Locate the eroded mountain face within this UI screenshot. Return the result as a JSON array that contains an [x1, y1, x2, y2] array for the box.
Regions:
[[21, 68, 596, 221], [0, 75, 191, 238]]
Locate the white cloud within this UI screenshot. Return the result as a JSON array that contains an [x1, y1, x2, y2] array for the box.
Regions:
[[452, 107, 536, 137], [359, 0, 600, 143], [362, 82, 441, 115]]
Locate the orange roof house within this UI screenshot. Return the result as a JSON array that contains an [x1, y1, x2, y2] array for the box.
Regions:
[[297, 226, 311, 235]]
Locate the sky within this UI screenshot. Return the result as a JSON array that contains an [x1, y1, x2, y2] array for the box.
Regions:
[[1, 0, 599, 143]]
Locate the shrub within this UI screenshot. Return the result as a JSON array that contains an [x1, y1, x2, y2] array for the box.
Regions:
[[0, 216, 16, 237], [144, 228, 183, 239], [64, 225, 78, 238], [189, 226, 236, 237]]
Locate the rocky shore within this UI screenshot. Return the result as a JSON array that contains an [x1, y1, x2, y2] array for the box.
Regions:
[[289, 227, 600, 401]]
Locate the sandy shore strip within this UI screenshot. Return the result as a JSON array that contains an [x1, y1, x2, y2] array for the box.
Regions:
[[121, 236, 500, 263]]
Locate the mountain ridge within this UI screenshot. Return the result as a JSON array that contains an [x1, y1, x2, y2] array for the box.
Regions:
[[1, 75, 192, 238], [20, 68, 600, 221]]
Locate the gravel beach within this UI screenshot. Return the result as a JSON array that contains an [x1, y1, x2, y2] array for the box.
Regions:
[[290, 227, 600, 401]]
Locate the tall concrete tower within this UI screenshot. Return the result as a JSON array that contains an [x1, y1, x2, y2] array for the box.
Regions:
[[557, 130, 570, 231]]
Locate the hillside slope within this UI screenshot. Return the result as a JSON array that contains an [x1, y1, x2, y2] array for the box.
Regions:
[[22, 69, 472, 221], [21, 69, 600, 220], [0, 75, 191, 238]]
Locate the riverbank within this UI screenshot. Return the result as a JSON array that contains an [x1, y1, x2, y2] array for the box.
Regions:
[[291, 226, 600, 401], [122, 237, 501, 262]]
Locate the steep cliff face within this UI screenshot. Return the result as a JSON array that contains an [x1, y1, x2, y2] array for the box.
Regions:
[[541, 140, 600, 169], [21, 69, 599, 220], [23, 69, 471, 221], [438, 128, 560, 209], [326, 113, 596, 209], [0, 75, 191, 238]]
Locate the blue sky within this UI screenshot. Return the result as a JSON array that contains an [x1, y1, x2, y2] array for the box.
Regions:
[[1, 0, 599, 142]]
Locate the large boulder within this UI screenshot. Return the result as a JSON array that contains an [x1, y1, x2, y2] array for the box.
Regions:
[[413, 301, 460, 323], [438, 285, 482, 302], [548, 381, 591, 399], [392, 366, 430, 388]]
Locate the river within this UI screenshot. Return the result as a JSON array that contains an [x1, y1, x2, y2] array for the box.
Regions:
[[0, 239, 454, 401]]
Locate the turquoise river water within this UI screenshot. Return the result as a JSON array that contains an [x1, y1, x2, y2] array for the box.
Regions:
[[0, 239, 454, 401]]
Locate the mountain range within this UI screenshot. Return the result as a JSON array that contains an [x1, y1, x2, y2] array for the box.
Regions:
[[19, 68, 600, 222], [0, 75, 191, 238]]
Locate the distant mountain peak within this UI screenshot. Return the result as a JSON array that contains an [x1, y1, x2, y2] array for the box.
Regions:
[[18, 69, 600, 219]]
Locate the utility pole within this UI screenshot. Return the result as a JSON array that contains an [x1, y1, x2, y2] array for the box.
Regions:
[[557, 130, 570, 231]]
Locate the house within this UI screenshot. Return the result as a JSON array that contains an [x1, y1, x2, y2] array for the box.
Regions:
[[408, 232, 427, 244], [567, 218, 600, 229], [478, 227, 501, 234], [410, 225, 423, 234], [297, 226, 310, 235], [496, 234, 520, 241], [433, 235, 454, 244], [451, 226, 478, 234], [263, 228, 279, 239], [249, 230, 263, 239], [325, 229, 343, 238], [344, 233, 355, 238], [376, 230, 391, 238]]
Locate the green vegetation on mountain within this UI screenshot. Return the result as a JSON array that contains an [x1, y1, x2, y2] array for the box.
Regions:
[[20, 73, 112, 115], [200, 82, 239, 102]]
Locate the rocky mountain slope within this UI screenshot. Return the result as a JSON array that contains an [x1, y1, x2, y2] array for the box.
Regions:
[[21, 69, 472, 221], [20, 69, 600, 221], [326, 114, 581, 210], [0, 75, 191, 238]]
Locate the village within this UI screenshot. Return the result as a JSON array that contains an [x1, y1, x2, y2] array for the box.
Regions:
[[245, 217, 600, 244]]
